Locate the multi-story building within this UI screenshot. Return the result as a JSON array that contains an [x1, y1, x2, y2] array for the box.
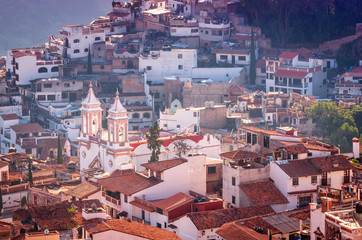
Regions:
[[265, 52, 327, 98], [198, 11, 231, 47], [335, 66, 362, 103], [169, 17, 199, 37]]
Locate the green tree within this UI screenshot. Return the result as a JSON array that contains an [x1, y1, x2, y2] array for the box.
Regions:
[[57, 135, 63, 164], [21, 196, 27, 207], [352, 104, 362, 134], [306, 102, 359, 152], [146, 121, 163, 162], [249, 28, 256, 85], [28, 159, 33, 185], [87, 46, 93, 74]]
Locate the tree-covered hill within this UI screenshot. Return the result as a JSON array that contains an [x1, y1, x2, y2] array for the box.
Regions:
[[0, 0, 112, 56]]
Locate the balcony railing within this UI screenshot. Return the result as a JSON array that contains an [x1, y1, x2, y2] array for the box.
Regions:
[[102, 191, 121, 206], [132, 216, 151, 225]]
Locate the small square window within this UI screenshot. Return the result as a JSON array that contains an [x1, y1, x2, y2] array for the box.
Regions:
[[147, 66, 152, 70], [178, 65, 183, 70], [208, 166, 216, 174], [292, 178, 299, 186], [178, 54, 182, 59], [311, 176, 317, 184]]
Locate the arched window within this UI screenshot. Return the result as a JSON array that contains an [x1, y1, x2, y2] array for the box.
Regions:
[[143, 113, 151, 119], [84, 48, 88, 52], [38, 67, 48, 73], [119, 127, 123, 137], [51, 66, 58, 72], [73, 39, 80, 43], [132, 113, 140, 119], [73, 49, 80, 53], [95, 37, 101, 41]]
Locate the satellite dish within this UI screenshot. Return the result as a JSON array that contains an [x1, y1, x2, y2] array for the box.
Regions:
[[44, 229, 49, 235], [252, 144, 261, 153]]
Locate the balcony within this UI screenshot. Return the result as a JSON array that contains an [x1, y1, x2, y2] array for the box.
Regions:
[[102, 191, 121, 206], [132, 216, 151, 225]]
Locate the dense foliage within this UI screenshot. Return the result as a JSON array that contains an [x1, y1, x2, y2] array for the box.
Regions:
[[306, 102, 360, 153], [146, 121, 163, 162], [239, 0, 362, 48]]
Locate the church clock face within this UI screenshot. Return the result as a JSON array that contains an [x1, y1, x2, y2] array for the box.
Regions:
[[109, 159, 113, 168], [82, 151, 86, 158]]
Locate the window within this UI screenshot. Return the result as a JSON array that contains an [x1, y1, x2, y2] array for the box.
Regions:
[[178, 65, 183, 70], [309, 77, 313, 83], [132, 126, 139, 131], [64, 83, 70, 87], [208, 166, 216, 174], [261, 67, 266, 73], [73, 49, 80, 53], [238, 56, 246, 61], [62, 92, 68, 99], [157, 223, 162, 228], [84, 48, 89, 52], [47, 95, 56, 101], [34, 195, 38, 205], [124, 195, 128, 203], [171, 28, 177, 33], [299, 196, 312, 207], [191, 28, 198, 33], [147, 66, 152, 70], [232, 177, 236, 186], [143, 113, 150, 119], [51, 66, 58, 72], [73, 39, 80, 43], [311, 176, 317, 184], [2, 172, 7, 181], [156, 208, 163, 215], [193, 112, 197, 117], [323, 79, 326, 84], [132, 113, 140, 119], [178, 54, 183, 59], [232, 196, 236, 204], [37, 95, 46, 101], [38, 67, 48, 73], [308, 152, 313, 157], [323, 67, 326, 72], [246, 132, 251, 144], [205, 30, 209, 35], [95, 37, 101, 41], [100, 65, 105, 69], [26, 149, 32, 154], [263, 136, 270, 148], [163, 124, 167, 128], [98, 47, 101, 51], [292, 178, 299, 186], [220, 55, 228, 60], [176, 125, 180, 128], [44, 83, 52, 88]]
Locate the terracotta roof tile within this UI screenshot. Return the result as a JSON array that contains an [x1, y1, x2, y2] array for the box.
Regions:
[[216, 221, 279, 240], [77, 217, 180, 240], [220, 150, 263, 161], [276, 143, 308, 154], [310, 155, 354, 172], [239, 126, 292, 137], [10, 123, 44, 133], [185, 205, 275, 230], [0, 114, 19, 121], [288, 209, 310, 220], [0, 160, 9, 168], [11, 52, 35, 58], [239, 181, 289, 206], [274, 69, 308, 78], [98, 169, 162, 195], [63, 181, 100, 199], [279, 51, 298, 59], [275, 158, 321, 177], [141, 158, 187, 172], [153, 192, 195, 211]]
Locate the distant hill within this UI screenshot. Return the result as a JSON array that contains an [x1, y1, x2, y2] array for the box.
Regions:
[[0, 0, 112, 56]]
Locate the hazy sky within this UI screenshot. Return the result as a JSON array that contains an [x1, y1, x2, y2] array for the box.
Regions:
[[0, 0, 112, 56]]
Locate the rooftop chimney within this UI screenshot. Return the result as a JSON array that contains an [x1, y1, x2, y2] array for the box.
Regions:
[[353, 138, 360, 159], [321, 197, 333, 212]]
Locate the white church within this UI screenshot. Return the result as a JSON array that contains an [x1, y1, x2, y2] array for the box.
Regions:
[[79, 85, 222, 173]]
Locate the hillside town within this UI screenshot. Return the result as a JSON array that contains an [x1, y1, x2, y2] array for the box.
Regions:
[[0, 0, 361, 239]]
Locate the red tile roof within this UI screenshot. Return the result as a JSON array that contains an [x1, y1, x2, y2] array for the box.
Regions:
[[239, 126, 293, 137], [274, 69, 308, 78], [153, 192, 195, 211], [0, 114, 19, 121], [239, 180, 289, 206], [11, 52, 35, 58], [309, 155, 354, 172], [98, 169, 162, 195], [220, 150, 263, 161], [141, 158, 187, 172], [276, 143, 308, 154], [10, 123, 44, 133], [342, 66, 362, 77], [288, 209, 310, 220], [77, 216, 180, 240], [275, 158, 321, 177], [0, 160, 9, 168], [63, 181, 100, 199], [185, 205, 275, 230], [279, 51, 298, 59], [216, 221, 279, 240]]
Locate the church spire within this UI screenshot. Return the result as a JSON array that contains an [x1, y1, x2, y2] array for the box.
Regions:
[[82, 82, 101, 106], [109, 89, 126, 114]]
